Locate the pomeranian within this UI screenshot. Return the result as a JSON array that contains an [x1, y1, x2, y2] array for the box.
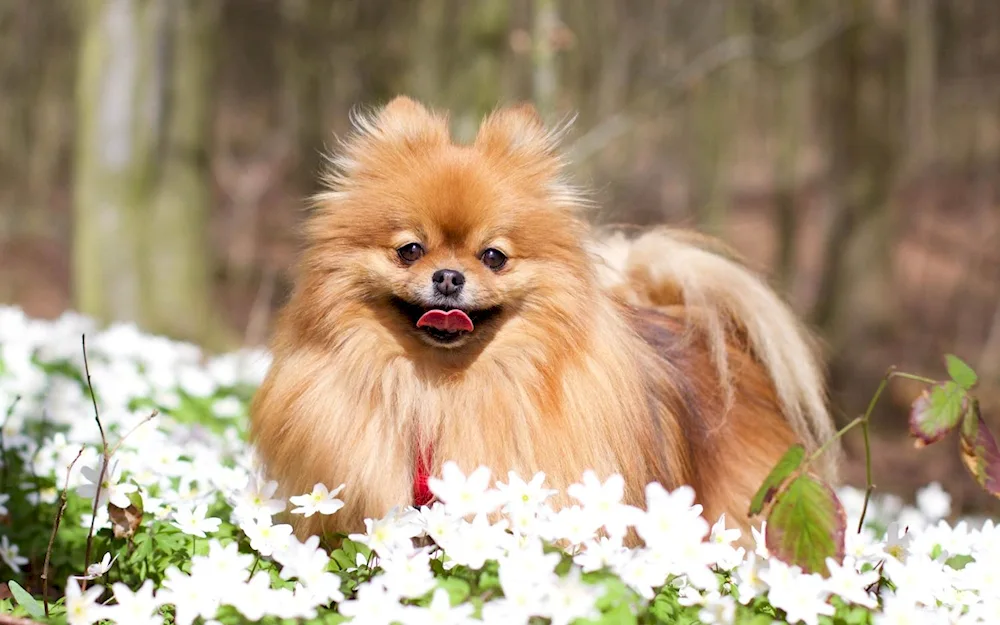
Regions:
[[249, 96, 840, 543]]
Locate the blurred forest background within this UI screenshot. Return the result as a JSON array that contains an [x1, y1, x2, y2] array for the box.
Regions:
[[2, 0, 999, 515]]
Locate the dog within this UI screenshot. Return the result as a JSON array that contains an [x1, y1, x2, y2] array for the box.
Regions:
[[248, 96, 840, 544]]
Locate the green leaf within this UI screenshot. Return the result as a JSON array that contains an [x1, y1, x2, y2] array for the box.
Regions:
[[765, 474, 846, 576], [959, 401, 1000, 497], [945, 554, 974, 570], [436, 577, 471, 604], [8, 580, 46, 620], [909, 382, 967, 447], [749, 444, 805, 516], [946, 354, 978, 390]]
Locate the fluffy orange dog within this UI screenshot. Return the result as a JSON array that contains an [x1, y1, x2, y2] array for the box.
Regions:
[[250, 96, 840, 542]]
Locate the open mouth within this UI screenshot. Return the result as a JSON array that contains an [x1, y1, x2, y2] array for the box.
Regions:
[[392, 298, 502, 345]]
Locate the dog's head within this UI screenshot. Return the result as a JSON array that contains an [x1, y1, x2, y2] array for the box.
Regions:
[[303, 96, 595, 353]]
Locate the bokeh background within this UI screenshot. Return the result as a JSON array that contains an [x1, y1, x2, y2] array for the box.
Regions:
[[2, 0, 999, 515]]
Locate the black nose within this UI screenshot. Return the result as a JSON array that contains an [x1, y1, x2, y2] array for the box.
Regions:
[[432, 269, 465, 296]]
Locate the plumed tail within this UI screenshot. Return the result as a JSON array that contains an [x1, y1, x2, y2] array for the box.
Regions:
[[589, 226, 840, 482]]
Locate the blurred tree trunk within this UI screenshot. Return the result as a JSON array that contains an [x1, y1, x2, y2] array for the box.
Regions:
[[448, 0, 510, 142], [688, 1, 753, 236], [811, 2, 904, 352], [904, 0, 936, 175], [770, 2, 811, 298], [73, 0, 221, 346], [531, 0, 558, 121]]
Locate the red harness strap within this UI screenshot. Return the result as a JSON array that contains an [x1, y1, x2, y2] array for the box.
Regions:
[[413, 439, 435, 507]]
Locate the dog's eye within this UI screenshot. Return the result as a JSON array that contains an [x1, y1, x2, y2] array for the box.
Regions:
[[397, 243, 425, 264], [480, 248, 507, 270]]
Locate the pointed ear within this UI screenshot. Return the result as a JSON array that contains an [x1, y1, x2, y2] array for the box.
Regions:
[[474, 103, 553, 157], [350, 95, 450, 145]]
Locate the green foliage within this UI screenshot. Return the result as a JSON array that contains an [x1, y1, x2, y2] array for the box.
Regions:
[[749, 444, 804, 517], [945, 354, 978, 391], [9, 580, 46, 619], [765, 476, 846, 576], [757, 352, 998, 578], [909, 382, 967, 446]]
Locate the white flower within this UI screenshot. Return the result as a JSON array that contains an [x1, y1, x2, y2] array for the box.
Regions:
[[190, 539, 253, 594], [402, 587, 476, 625], [158, 566, 221, 625], [229, 471, 286, 524], [732, 553, 768, 605], [915, 482, 951, 522], [545, 505, 603, 546], [106, 579, 162, 625], [566, 470, 640, 539], [350, 507, 423, 557], [763, 562, 834, 625], [634, 482, 708, 550], [338, 579, 405, 625], [875, 594, 943, 625], [573, 534, 628, 573], [496, 470, 557, 512], [416, 501, 461, 544], [171, 502, 222, 538], [229, 571, 276, 622], [0, 492, 9, 515], [883, 522, 913, 563], [76, 458, 138, 508], [823, 556, 880, 608], [544, 568, 604, 625], [0, 535, 29, 573], [64, 576, 105, 625], [379, 548, 437, 599], [289, 482, 346, 517], [240, 512, 293, 557], [76, 551, 117, 580], [427, 462, 501, 518], [698, 591, 737, 625], [442, 514, 511, 570]]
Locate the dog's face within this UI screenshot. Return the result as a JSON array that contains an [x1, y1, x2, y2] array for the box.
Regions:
[[305, 97, 593, 352]]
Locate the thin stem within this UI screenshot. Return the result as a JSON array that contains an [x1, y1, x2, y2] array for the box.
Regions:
[[804, 415, 864, 466], [43, 446, 85, 617], [109, 410, 159, 457], [888, 371, 938, 385], [82, 334, 110, 590], [249, 553, 260, 577], [857, 418, 875, 534]]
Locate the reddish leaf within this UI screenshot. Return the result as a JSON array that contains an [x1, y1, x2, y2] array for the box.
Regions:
[[909, 382, 967, 447], [749, 444, 805, 517], [765, 475, 846, 577], [959, 402, 1000, 497]]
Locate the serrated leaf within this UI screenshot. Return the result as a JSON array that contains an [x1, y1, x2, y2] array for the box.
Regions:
[[959, 402, 1000, 497], [749, 444, 805, 516], [765, 474, 846, 576], [909, 382, 967, 447], [946, 354, 978, 390], [8, 580, 45, 619]]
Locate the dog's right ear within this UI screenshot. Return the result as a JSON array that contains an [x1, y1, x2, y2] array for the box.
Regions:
[[350, 95, 450, 146]]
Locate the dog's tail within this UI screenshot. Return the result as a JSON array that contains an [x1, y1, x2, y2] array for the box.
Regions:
[[589, 226, 840, 482]]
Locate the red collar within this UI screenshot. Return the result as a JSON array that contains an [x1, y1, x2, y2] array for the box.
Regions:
[[413, 439, 435, 507]]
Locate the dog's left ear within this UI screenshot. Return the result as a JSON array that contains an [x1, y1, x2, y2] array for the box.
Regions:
[[475, 102, 562, 164]]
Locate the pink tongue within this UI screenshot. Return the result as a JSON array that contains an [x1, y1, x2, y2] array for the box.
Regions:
[[416, 309, 474, 333]]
